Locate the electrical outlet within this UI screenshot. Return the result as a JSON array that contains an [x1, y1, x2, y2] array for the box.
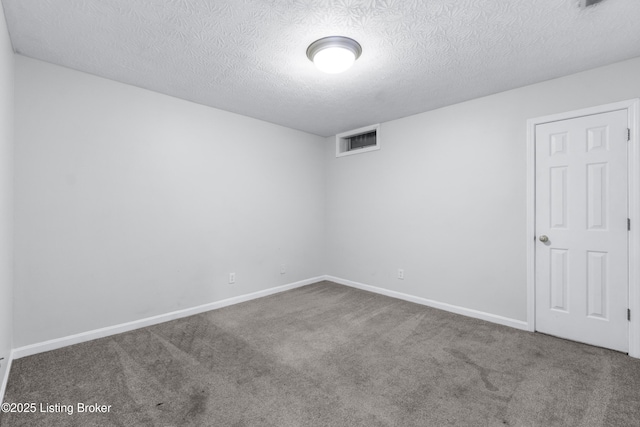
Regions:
[[229, 272, 235, 284], [398, 269, 404, 280], [280, 264, 286, 274]]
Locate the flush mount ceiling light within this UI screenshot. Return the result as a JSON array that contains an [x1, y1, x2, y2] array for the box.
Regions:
[[306, 36, 362, 74]]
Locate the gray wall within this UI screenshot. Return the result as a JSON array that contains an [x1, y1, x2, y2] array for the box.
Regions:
[[14, 56, 326, 347], [0, 3, 14, 393], [325, 56, 640, 322], [11, 51, 640, 347]]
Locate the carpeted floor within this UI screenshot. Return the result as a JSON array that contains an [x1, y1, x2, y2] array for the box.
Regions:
[[1, 281, 639, 426]]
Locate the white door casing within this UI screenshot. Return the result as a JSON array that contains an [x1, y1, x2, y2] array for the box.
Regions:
[[535, 110, 628, 352], [527, 99, 640, 358]]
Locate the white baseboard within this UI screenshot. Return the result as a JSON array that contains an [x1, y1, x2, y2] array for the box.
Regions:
[[11, 275, 528, 361], [0, 350, 13, 405], [13, 276, 325, 360], [324, 275, 529, 331]]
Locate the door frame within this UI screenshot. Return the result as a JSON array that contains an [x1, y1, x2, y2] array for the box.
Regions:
[[526, 99, 640, 358]]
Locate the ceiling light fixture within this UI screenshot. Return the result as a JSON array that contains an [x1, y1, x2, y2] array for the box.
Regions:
[[306, 36, 362, 74]]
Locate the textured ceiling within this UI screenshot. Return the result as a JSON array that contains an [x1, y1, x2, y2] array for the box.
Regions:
[[3, 0, 640, 137]]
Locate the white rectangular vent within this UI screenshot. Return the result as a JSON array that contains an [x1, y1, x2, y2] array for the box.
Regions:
[[336, 124, 380, 157]]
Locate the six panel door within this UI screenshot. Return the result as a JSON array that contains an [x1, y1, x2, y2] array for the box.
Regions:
[[535, 109, 629, 352]]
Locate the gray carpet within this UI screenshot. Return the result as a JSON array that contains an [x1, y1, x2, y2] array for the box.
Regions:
[[1, 281, 639, 426]]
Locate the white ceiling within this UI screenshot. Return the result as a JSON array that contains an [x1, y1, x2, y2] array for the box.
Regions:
[[3, 0, 640, 137]]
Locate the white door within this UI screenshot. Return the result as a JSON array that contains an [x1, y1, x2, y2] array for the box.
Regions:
[[535, 109, 629, 352]]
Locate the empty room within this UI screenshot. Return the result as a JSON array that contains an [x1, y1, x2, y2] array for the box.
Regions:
[[1, 0, 640, 426]]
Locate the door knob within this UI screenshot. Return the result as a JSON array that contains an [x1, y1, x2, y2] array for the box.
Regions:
[[539, 235, 549, 243]]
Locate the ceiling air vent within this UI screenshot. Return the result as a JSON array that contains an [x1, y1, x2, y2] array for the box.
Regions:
[[336, 124, 380, 157]]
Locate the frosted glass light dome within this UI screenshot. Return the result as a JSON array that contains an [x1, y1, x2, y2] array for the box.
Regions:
[[307, 36, 362, 74]]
